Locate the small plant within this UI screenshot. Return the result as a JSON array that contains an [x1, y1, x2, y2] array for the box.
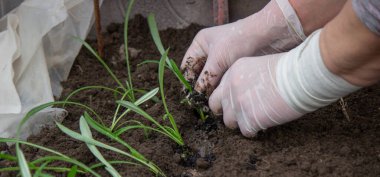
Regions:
[[0, 0, 186, 176], [144, 14, 208, 121], [0, 100, 165, 176], [117, 50, 184, 146]]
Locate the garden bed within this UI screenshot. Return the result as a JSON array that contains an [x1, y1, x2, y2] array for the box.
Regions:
[[1, 15, 380, 177]]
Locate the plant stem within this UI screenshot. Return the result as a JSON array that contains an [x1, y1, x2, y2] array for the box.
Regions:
[[124, 0, 136, 101]]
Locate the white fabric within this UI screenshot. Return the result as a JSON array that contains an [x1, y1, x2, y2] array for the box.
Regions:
[[0, 0, 97, 139], [181, 0, 305, 95], [276, 30, 360, 113], [0, 14, 20, 114]]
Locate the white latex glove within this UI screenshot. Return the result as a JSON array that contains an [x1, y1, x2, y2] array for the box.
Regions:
[[209, 30, 360, 137], [181, 0, 306, 95]]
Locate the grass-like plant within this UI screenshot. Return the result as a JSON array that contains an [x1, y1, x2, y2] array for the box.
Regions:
[[0, 100, 165, 176], [144, 14, 208, 121], [117, 50, 184, 146], [0, 0, 186, 176]]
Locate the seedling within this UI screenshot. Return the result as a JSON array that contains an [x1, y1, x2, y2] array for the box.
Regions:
[[117, 50, 184, 146], [0, 100, 165, 176], [145, 14, 208, 121], [0, 0, 185, 176]]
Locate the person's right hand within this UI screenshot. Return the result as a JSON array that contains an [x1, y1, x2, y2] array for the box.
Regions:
[[209, 30, 360, 137], [181, 0, 306, 96]]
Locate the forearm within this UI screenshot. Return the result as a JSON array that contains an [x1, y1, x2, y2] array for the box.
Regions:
[[289, 0, 347, 36], [251, 0, 347, 53], [320, 0, 380, 87]]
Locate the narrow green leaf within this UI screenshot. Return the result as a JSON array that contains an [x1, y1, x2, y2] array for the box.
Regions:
[[67, 165, 78, 177], [158, 50, 181, 139], [169, 59, 192, 92], [16, 101, 103, 137], [56, 122, 163, 176], [116, 101, 163, 129], [79, 117, 121, 177], [16, 144, 31, 177], [137, 60, 159, 66], [33, 161, 51, 177], [39, 174, 54, 177], [29, 156, 94, 175], [0, 166, 84, 173], [111, 91, 131, 130], [158, 50, 170, 115], [64, 86, 123, 105], [0, 139, 100, 177], [83, 113, 145, 161], [147, 12, 192, 93], [116, 101, 183, 146], [113, 88, 159, 129], [135, 88, 159, 106], [0, 153, 17, 161], [75, 38, 125, 91], [133, 89, 161, 103], [90, 160, 139, 169], [137, 60, 171, 69], [114, 125, 164, 137], [147, 14, 165, 54], [124, 0, 136, 101]]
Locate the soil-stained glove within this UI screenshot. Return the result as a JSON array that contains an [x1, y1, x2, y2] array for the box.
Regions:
[[209, 30, 360, 137], [181, 0, 306, 95]]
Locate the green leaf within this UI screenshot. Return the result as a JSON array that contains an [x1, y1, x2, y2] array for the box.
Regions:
[[79, 117, 121, 177], [37, 174, 54, 177], [0, 153, 17, 161], [90, 160, 139, 169], [115, 125, 163, 137], [116, 101, 162, 129], [137, 60, 159, 66], [112, 88, 159, 130], [75, 38, 125, 91], [147, 13, 191, 91], [158, 50, 170, 115], [83, 113, 145, 161], [169, 59, 192, 92], [56, 121, 163, 176], [16, 101, 103, 136], [0, 166, 84, 174], [64, 86, 123, 105], [158, 50, 182, 140], [16, 144, 31, 177], [0, 139, 100, 177], [123, 0, 136, 101], [147, 14, 165, 54], [67, 165, 78, 177], [135, 88, 159, 106], [33, 161, 51, 177], [116, 101, 183, 146], [134, 89, 161, 103]]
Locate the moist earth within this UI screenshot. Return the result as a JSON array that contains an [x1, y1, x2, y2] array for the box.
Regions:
[[1, 15, 379, 177]]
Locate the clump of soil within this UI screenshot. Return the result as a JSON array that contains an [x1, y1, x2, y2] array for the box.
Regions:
[[1, 15, 379, 177], [181, 56, 212, 118]]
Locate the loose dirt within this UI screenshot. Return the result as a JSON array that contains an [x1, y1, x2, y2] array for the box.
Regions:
[[1, 15, 379, 177]]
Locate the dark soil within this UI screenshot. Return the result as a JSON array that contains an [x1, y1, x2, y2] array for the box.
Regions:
[[1, 15, 379, 177]]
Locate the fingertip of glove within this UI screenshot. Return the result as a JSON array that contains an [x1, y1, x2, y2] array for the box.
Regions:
[[208, 88, 222, 115]]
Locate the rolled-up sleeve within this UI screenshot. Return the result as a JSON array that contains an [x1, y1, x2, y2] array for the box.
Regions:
[[352, 0, 380, 36]]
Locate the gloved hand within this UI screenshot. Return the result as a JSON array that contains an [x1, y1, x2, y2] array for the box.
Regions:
[[209, 30, 359, 137], [181, 0, 306, 95]]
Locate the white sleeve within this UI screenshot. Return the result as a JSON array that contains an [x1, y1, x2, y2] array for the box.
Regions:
[[276, 30, 360, 114]]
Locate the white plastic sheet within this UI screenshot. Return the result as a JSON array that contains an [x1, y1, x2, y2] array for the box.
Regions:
[[0, 0, 97, 139]]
